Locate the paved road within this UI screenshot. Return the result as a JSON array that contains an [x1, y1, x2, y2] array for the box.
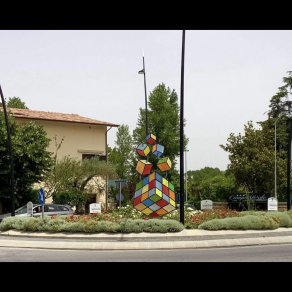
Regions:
[[1, 244, 292, 262]]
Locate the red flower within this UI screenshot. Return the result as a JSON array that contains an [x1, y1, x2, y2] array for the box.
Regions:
[[103, 210, 108, 214]]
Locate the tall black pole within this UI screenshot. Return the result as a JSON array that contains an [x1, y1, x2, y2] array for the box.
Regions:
[[138, 51, 148, 137], [0, 85, 15, 216], [287, 116, 292, 210], [179, 30, 185, 224], [143, 54, 148, 137]]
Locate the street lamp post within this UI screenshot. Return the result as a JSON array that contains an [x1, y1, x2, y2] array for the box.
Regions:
[[274, 117, 281, 200], [0, 85, 15, 216], [288, 116, 292, 211], [138, 49, 148, 137], [185, 149, 189, 202], [179, 30, 186, 224]]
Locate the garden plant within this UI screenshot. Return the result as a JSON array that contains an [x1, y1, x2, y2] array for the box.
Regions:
[[2, 205, 292, 233]]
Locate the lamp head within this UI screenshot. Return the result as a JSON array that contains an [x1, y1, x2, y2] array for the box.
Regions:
[[138, 69, 145, 74]]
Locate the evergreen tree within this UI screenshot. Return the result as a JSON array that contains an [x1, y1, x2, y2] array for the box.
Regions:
[[132, 83, 188, 191], [0, 97, 28, 109]]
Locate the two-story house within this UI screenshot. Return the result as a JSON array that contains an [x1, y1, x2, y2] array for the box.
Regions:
[[1, 108, 119, 211]]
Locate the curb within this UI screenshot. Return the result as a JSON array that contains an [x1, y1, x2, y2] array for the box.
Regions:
[[1, 228, 292, 250]]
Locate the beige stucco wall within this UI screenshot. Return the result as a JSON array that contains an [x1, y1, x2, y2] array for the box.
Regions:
[[16, 118, 108, 207]]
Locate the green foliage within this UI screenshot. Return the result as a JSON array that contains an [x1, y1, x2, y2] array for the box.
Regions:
[[44, 156, 117, 199], [7, 97, 28, 109], [108, 124, 133, 180], [186, 167, 238, 204], [2, 208, 292, 233], [220, 120, 286, 195], [0, 215, 184, 233], [0, 97, 28, 109], [52, 189, 90, 209], [132, 83, 188, 191], [187, 167, 223, 183], [198, 211, 292, 230], [0, 112, 54, 211], [219, 71, 292, 201]]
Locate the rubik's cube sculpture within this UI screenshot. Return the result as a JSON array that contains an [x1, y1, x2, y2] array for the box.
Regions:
[[134, 133, 176, 218]]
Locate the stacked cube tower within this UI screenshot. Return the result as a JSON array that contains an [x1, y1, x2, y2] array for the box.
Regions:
[[134, 133, 176, 218]]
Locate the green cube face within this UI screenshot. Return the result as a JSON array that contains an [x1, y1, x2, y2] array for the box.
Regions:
[[136, 180, 143, 191]]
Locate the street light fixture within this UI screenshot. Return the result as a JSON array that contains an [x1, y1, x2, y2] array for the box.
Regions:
[[138, 49, 148, 137], [0, 85, 15, 216]]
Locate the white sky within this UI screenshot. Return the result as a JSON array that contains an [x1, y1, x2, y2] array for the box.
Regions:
[[0, 30, 292, 172]]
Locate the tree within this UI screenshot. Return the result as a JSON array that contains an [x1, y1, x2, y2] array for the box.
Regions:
[[0, 97, 29, 109], [219, 71, 292, 201], [199, 173, 238, 202], [267, 71, 292, 119], [187, 167, 223, 184], [108, 124, 133, 180], [185, 167, 238, 205], [132, 83, 188, 191], [43, 156, 117, 213], [220, 121, 287, 198], [0, 112, 54, 211]]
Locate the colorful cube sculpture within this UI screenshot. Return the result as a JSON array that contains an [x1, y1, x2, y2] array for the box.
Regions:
[[136, 143, 150, 157], [136, 160, 153, 175], [146, 133, 156, 145], [152, 144, 164, 157], [157, 157, 171, 172], [133, 172, 176, 217]]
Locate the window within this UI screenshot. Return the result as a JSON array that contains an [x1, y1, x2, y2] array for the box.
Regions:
[[57, 206, 69, 211], [15, 206, 27, 215], [82, 154, 106, 161], [44, 205, 58, 212]]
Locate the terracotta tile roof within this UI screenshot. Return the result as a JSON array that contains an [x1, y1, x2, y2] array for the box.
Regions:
[[0, 108, 119, 127]]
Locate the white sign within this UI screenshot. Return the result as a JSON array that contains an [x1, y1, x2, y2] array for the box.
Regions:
[[89, 203, 101, 214], [201, 200, 213, 210], [27, 201, 33, 217], [268, 197, 278, 211]]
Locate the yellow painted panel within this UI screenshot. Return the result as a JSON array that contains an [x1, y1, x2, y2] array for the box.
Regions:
[[156, 189, 162, 197], [162, 178, 168, 187], [144, 146, 150, 156], [142, 185, 148, 194], [142, 208, 153, 215]]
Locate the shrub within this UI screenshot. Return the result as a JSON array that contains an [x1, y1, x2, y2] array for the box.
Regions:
[[0, 216, 184, 233]]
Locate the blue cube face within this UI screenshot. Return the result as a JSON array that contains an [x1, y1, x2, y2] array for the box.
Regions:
[[152, 144, 164, 157]]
